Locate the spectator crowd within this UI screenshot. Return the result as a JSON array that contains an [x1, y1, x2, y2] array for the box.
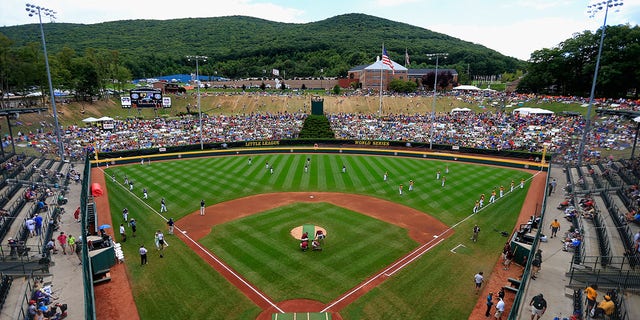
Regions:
[[6, 91, 640, 164]]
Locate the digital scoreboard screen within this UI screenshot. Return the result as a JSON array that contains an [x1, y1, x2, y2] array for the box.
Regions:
[[129, 88, 163, 108]]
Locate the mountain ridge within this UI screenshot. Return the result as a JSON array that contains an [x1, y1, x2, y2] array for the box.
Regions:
[[1, 13, 525, 78]]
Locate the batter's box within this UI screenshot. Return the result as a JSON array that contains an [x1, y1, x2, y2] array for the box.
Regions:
[[450, 243, 470, 254]]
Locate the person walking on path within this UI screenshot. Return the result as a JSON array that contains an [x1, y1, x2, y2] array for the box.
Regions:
[[139, 245, 148, 265], [485, 292, 494, 317], [73, 206, 81, 222], [550, 219, 560, 238], [67, 234, 76, 255], [57, 232, 68, 255], [167, 218, 174, 235], [160, 198, 167, 213], [474, 271, 484, 294], [200, 199, 205, 215], [585, 284, 598, 317], [529, 293, 547, 320], [531, 249, 542, 279]]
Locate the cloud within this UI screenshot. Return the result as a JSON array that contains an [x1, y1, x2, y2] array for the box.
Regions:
[[511, 0, 574, 10], [3, 0, 306, 25], [429, 16, 589, 60]]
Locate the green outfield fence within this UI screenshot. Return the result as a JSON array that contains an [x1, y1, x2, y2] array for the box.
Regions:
[[81, 155, 97, 320], [507, 157, 552, 320]]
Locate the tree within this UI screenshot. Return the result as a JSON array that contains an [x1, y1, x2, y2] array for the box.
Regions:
[[518, 24, 640, 97], [71, 57, 99, 102], [260, 82, 266, 91], [389, 79, 417, 93], [332, 84, 341, 95]]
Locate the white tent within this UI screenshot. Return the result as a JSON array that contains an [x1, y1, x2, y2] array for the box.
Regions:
[[513, 107, 554, 115], [451, 107, 472, 113], [97, 116, 114, 121], [82, 117, 99, 123], [452, 85, 481, 91]]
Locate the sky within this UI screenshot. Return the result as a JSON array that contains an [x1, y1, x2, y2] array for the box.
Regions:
[[1, 0, 639, 60]]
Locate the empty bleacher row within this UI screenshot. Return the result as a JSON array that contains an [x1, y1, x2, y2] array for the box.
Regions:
[[563, 161, 640, 282]]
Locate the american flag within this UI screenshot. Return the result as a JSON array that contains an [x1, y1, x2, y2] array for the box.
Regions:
[[382, 47, 394, 73]]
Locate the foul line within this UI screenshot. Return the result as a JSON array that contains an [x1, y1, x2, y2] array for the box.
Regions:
[[99, 168, 284, 313]]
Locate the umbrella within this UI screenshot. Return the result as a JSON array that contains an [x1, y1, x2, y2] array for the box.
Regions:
[[91, 183, 104, 197], [99, 224, 111, 230]]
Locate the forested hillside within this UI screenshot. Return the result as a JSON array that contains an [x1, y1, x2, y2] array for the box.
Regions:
[[1, 13, 524, 80]]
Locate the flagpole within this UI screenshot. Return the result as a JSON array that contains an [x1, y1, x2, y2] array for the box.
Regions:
[[379, 44, 383, 115]]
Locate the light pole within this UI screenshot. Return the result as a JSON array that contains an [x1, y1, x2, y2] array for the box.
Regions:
[[577, 0, 624, 166], [426, 53, 448, 150], [186, 55, 208, 150], [26, 4, 64, 161]]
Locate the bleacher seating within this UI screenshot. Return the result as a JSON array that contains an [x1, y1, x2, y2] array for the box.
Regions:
[[0, 274, 12, 311]]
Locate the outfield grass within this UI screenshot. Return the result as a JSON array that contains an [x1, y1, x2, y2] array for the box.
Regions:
[[104, 153, 532, 319]]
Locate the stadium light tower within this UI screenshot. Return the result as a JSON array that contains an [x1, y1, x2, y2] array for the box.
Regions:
[[577, 0, 624, 166], [26, 4, 64, 161], [186, 55, 208, 150], [426, 53, 448, 150]]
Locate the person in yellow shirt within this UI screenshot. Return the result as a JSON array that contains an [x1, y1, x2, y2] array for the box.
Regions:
[[595, 295, 615, 319], [549, 219, 561, 238], [584, 284, 598, 316]]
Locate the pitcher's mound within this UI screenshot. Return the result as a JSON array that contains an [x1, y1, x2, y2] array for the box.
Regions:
[[290, 225, 326, 239]]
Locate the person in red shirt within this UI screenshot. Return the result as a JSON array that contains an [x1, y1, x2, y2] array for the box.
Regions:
[[300, 240, 308, 251], [57, 232, 68, 254], [73, 207, 81, 222]]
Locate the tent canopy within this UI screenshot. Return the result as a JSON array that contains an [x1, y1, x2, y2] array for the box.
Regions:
[[453, 85, 481, 91], [82, 117, 99, 123], [97, 116, 114, 121], [451, 107, 472, 113], [513, 107, 554, 115]]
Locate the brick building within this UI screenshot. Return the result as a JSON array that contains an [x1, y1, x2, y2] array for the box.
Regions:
[[347, 57, 408, 91]]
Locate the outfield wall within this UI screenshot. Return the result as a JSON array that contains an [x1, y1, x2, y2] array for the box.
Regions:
[[96, 139, 550, 163], [92, 144, 549, 172]]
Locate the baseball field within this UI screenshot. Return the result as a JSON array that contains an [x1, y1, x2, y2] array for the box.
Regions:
[[96, 151, 537, 319]]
